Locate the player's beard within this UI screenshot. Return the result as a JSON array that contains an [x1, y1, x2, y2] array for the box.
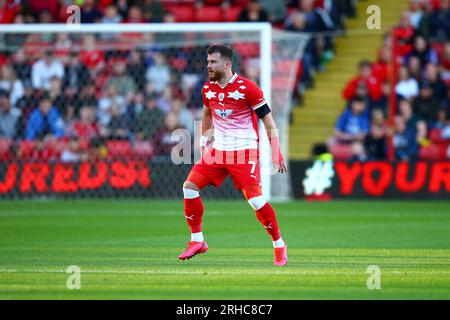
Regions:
[[208, 69, 223, 81]]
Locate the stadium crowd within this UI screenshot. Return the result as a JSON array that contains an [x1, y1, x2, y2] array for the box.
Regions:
[[329, 0, 450, 161], [0, 0, 355, 161]]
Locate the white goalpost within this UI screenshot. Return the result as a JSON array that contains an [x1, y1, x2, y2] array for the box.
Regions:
[[0, 23, 308, 200]]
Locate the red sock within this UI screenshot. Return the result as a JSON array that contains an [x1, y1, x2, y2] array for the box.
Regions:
[[256, 203, 281, 241], [184, 196, 204, 233]]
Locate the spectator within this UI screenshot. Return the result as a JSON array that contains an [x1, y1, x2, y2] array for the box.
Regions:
[[408, 0, 424, 28], [441, 42, 450, 82], [101, 5, 122, 24], [364, 109, 387, 160], [343, 60, 383, 102], [153, 112, 188, 156], [138, 0, 165, 23], [172, 98, 194, 134], [259, 0, 287, 24], [372, 46, 391, 82], [61, 137, 88, 163], [31, 49, 65, 91], [417, 0, 435, 38], [100, 5, 123, 40], [413, 80, 441, 125], [116, 0, 129, 19], [328, 97, 370, 160], [79, 34, 105, 76], [53, 33, 72, 63], [285, 12, 316, 86], [407, 55, 423, 81], [28, 0, 58, 20], [405, 35, 439, 67], [71, 106, 100, 140], [422, 63, 447, 103], [48, 76, 67, 116], [370, 80, 390, 112], [0, 0, 19, 24], [239, 0, 269, 22], [123, 6, 145, 23], [11, 49, 31, 84], [105, 104, 130, 140], [126, 92, 145, 130], [64, 51, 90, 93], [98, 85, 126, 127], [0, 64, 24, 108], [104, 61, 136, 100], [135, 96, 164, 140], [395, 65, 419, 100], [428, 0, 450, 42], [81, 0, 103, 23], [156, 87, 174, 114], [79, 85, 98, 109], [127, 50, 146, 92], [398, 99, 427, 145], [26, 95, 64, 140], [145, 52, 171, 95], [0, 90, 21, 139], [393, 115, 419, 160], [393, 10, 415, 56]]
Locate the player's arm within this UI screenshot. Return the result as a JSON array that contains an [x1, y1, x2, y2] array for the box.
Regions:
[[200, 106, 213, 151], [257, 107, 287, 174]]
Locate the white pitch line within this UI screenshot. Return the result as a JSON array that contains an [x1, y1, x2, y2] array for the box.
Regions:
[[2, 269, 449, 276]]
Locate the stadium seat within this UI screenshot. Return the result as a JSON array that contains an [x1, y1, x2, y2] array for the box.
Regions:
[[274, 60, 299, 75], [231, 0, 251, 7], [133, 141, 154, 159], [195, 6, 223, 23], [222, 6, 242, 22], [166, 5, 196, 23], [272, 76, 291, 90], [203, 0, 224, 5], [234, 43, 259, 59], [0, 139, 13, 161], [419, 144, 448, 160], [106, 140, 132, 159], [330, 144, 353, 160]]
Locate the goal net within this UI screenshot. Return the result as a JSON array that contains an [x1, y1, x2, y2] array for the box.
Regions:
[[0, 23, 308, 200]]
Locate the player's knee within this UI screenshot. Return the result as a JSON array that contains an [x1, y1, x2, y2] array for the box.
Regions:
[[247, 195, 267, 211], [183, 181, 200, 199], [183, 180, 199, 191]]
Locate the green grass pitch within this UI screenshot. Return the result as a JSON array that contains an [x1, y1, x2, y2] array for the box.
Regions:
[[0, 199, 449, 299]]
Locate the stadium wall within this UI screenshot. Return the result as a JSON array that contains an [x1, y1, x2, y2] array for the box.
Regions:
[[0, 160, 241, 199], [290, 160, 450, 200], [1, 159, 449, 200]]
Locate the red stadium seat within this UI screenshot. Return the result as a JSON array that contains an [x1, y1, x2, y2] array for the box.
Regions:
[[222, 6, 242, 22], [0, 138, 13, 161], [203, 0, 224, 5], [133, 141, 154, 159], [166, 5, 196, 22], [106, 140, 132, 159], [272, 76, 291, 90], [231, 0, 251, 7], [419, 144, 449, 160], [234, 43, 259, 59], [195, 6, 223, 23], [330, 144, 353, 160]]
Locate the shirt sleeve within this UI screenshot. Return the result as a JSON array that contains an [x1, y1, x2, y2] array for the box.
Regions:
[[201, 85, 210, 108], [246, 81, 267, 111]]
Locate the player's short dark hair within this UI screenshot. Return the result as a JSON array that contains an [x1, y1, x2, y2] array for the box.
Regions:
[[207, 45, 234, 62]]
